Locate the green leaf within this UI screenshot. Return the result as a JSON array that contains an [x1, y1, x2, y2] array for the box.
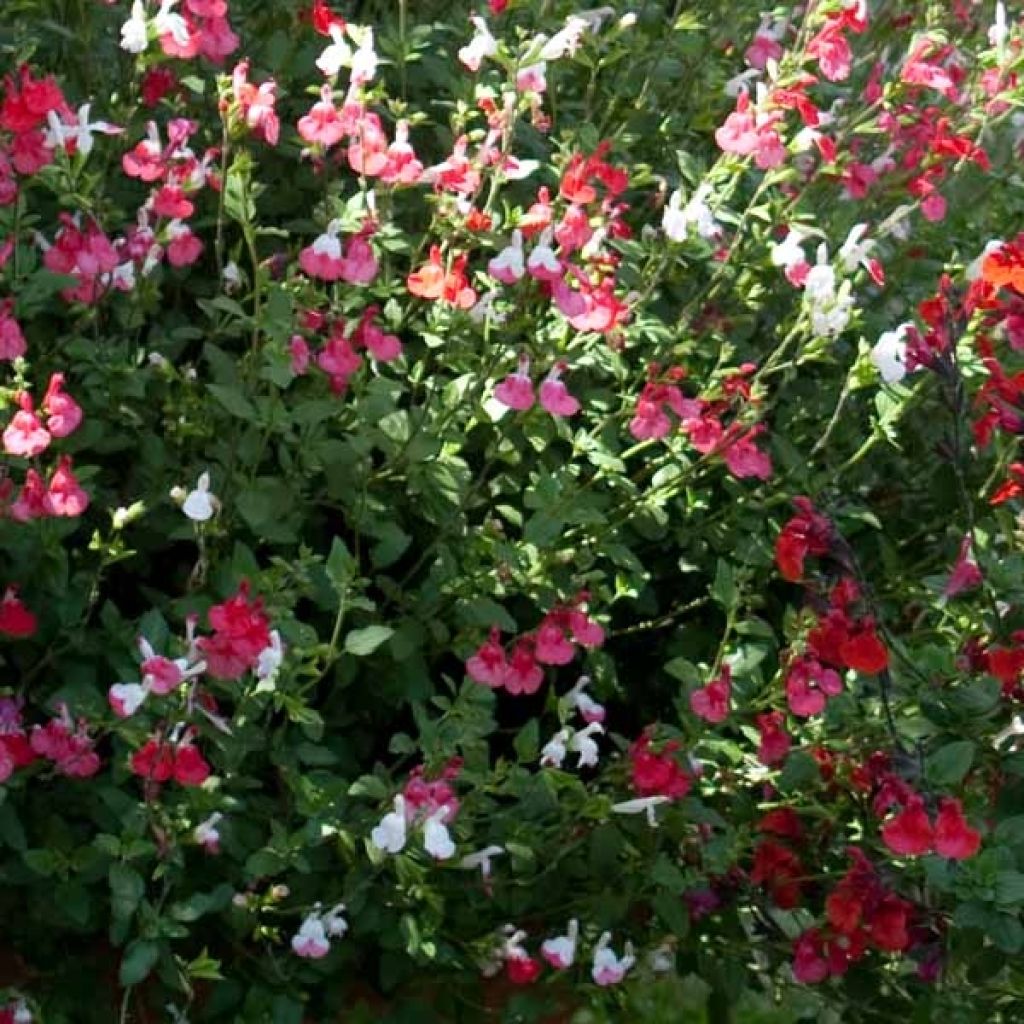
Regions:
[[207, 384, 258, 422], [344, 626, 394, 657], [119, 939, 160, 986], [514, 720, 539, 762], [710, 560, 737, 609], [995, 871, 1024, 907], [109, 863, 145, 922], [926, 740, 975, 786], [988, 913, 1024, 954], [326, 537, 356, 586]]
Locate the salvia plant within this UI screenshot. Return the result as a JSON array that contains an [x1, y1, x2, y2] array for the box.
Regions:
[[1, 0, 1024, 1021]]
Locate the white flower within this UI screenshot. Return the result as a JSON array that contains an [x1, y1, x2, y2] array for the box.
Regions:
[[423, 808, 456, 860], [565, 675, 605, 724], [838, 223, 873, 274], [591, 932, 635, 986], [194, 811, 224, 851], [45, 104, 121, 157], [222, 261, 242, 291], [460, 844, 505, 879], [804, 258, 836, 304], [371, 795, 408, 854], [663, 186, 721, 243], [317, 23, 353, 77], [120, 0, 149, 54], [458, 16, 498, 72], [612, 795, 670, 826], [538, 16, 590, 60], [350, 27, 379, 85], [323, 902, 348, 938], [109, 682, 149, 718], [154, 0, 190, 46], [770, 228, 806, 270], [256, 631, 284, 681], [989, 1, 1009, 52], [871, 323, 912, 384], [540, 727, 572, 768], [541, 919, 579, 969], [291, 914, 331, 958], [182, 471, 217, 522], [568, 722, 604, 769]]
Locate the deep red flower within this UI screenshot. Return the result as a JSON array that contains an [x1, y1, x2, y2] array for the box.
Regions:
[[881, 797, 934, 857], [775, 498, 832, 581], [0, 586, 37, 638], [506, 955, 541, 985], [933, 798, 981, 860]]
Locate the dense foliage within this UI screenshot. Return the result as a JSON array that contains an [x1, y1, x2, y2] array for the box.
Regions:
[[2, 0, 1024, 1021]]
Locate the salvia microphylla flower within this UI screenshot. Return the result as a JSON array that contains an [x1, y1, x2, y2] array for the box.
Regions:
[[774, 497, 832, 581], [0, 586, 37, 638], [689, 664, 732, 723], [563, 675, 606, 724], [943, 536, 983, 598], [591, 932, 635, 986], [171, 470, 219, 522], [0, 301, 26, 361], [541, 919, 579, 969], [628, 732, 693, 799], [30, 706, 101, 778], [130, 733, 211, 787], [870, 323, 914, 384], [501, 929, 542, 985], [371, 781, 459, 861], [611, 795, 671, 827], [196, 581, 273, 680], [880, 794, 980, 860], [540, 721, 604, 769], [291, 903, 347, 959], [194, 811, 224, 853], [460, 844, 505, 883], [662, 184, 721, 243]]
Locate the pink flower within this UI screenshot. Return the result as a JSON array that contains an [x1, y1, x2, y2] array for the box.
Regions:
[[504, 639, 544, 695], [317, 328, 361, 394], [2, 393, 50, 456], [290, 335, 311, 375], [723, 427, 773, 480], [196, 581, 272, 680], [785, 657, 842, 717], [807, 20, 853, 82], [339, 231, 378, 285], [0, 301, 26, 361], [41, 373, 82, 437], [534, 619, 575, 665], [166, 221, 203, 267], [297, 84, 348, 148], [300, 220, 346, 280], [756, 710, 791, 765], [539, 363, 581, 417], [944, 536, 983, 598], [488, 230, 525, 284], [494, 355, 535, 411], [466, 627, 508, 688], [10, 469, 55, 521], [47, 455, 89, 516], [690, 666, 731, 723]]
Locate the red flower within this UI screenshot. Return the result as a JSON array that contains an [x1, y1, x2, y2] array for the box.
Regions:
[[173, 744, 211, 787], [881, 797, 934, 857], [755, 710, 791, 766], [690, 666, 731, 723], [506, 955, 541, 985], [629, 733, 692, 799], [867, 895, 911, 951], [839, 624, 888, 674], [775, 498, 832, 581], [933, 798, 981, 860], [197, 581, 272, 680], [751, 839, 804, 908], [0, 586, 37, 638], [131, 738, 176, 782]]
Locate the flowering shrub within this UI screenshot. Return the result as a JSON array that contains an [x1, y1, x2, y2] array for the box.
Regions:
[[2, 0, 1024, 1021]]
